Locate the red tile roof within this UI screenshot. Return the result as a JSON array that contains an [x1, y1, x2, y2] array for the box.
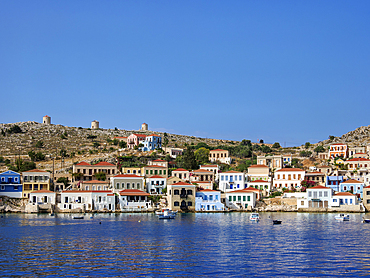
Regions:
[[307, 185, 330, 190], [82, 180, 109, 184], [330, 143, 346, 145], [192, 169, 213, 173], [173, 168, 189, 172], [148, 175, 166, 179], [145, 165, 166, 168], [341, 179, 363, 184], [133, 134, 147, 137], [222, 170, 242, 174], [249, 164, 269, 168], [119, 189, 150, 196], [249, 179, 269, 183], [148, 134, 160, 137], [227, 189, 255, 194], [76, 161, 91, 166], [31, 190, 54, 193], [346, 158, 370, 162], [244, 187, 261, 192], [210, 149, 227, 152], [23, 169, 48, 173], [94, 161, 115, 166], [153, 159, 166, 162], [114, 136, 127, 139], [335, 192, 355, 196], [200, 165, 218, 167], [276, 168, 304, 172], [172, 182, 194, 186]]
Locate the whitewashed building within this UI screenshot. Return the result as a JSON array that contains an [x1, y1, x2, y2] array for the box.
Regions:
[[219, 171, 246, 192]]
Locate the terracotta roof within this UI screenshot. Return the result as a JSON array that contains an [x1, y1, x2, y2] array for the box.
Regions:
[[244, 187, 261, 191], [249, 164, 269, 168], [23, 169, 48, 173], [335, 192, 355, 196], [148, 175, 165, 179], [330, 143, 346, 145], [307, 185, 331, 190], [173, 168, 189, 172], [210, 149, 227, 152], [133, 134, 147, 137], [31, 190, 54, 193], [249, 179, 269, 183], [341, 179, 363, 184], [200, 165, 218, 167], [148, 134, 160, 137], [44, 115, 50, 117], [76, 161, 91, 166], [107, 193, 115, 196], [153, 159, 166, 162], [276, 168, 304, 172], [82, 180, 109, 184], [354, 152, 367, 155], [119, 189, 150, 196], [114, 136, 127, 139], [94, 161, 115, 166], [113, 174, 142, 178], [222, 170, 242, 174], [193, 169, 213, 173], [346, 158, 370, 162]]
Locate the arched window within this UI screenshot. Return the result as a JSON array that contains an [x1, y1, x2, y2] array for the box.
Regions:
[[187, 190, 193, 195], [174, 201, 179, 206], [174, 189, 179, 195]]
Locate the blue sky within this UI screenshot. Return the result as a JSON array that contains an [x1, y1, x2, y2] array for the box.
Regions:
[[1, 1, 370, 146]]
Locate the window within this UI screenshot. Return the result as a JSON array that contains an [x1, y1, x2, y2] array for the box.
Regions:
[[137, 183, 140, 189], [1, 185, 4, 190], [350, 199, 353, 204], [324, 191, 328, 197], [229, 196, 232, 201], [174, 201, 179, 206], [14, 177, 18, 182], [146, 170, 149, 175], [308, 191, 312, 197], [239, 175, 242, 181], [127, 183, 130, 189], [174, 189, 179, 195], [319, 191, 322, 197], [247, 196, 250, 201], [226, 176, 228, 181], [163, 170, 166, 175], [344, 186, 347, 191], [187, 190, 193, 195], [233, 196, 236, 201], [150, 170, 153, 175], [298, 174, 301, 179], [187, 202, 192, 206], [277, 175, 280, 179], [221, 176, 224, 181], [238, 196, 241, 201], [243, 196, 246, 201], [301, 201, 304, 205]]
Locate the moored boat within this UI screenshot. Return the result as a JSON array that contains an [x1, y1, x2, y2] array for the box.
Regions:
[[362, 218, 370, 223], [273, 220, 282, 225], [158, 210, 176, 219], [73, 216, 84, 220], [335, 214, 349, 221], [250, 213, 260, 222]]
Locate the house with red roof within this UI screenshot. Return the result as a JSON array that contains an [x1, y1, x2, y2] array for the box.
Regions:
[[339, 179, 364, 198], [225, 188, 257, 210], [172, 168, 190, 181], [167, 182, 196, 211], [127, 133, 147, 149], [330, 192, 358, 207], [72, 161, 117, 183], [110, 174, 145, 193], [363, 185, 370, 210], [141, 134, 162, 152], [118, 189, 152, 211], [273, 168, 305, 191], [329, 143, 348, 159]]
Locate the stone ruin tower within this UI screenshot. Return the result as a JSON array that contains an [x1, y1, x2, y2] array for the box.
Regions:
[[43, 115, 51, 124], [91, 120, 99, 129], [141, 123, 148, 131]]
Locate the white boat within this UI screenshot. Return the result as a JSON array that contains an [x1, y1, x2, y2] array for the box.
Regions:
[[155, 209, 177, 216], [250, 213, 260, 221], [158, 210, 176, 219], [335, 214, 349, 221]]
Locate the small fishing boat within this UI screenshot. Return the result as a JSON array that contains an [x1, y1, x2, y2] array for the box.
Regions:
[[250, 213, 260, 222], [156, 209, 177, 216], [335, 214, 349, 221], [273, 220, 282, 225], [73, 216, 84, 220], [362, 218, 370, 223]]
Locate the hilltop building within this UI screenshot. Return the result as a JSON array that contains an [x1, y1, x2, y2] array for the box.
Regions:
[[91, 120, 99, 129], [141, 123, 148, 131], [42, 115, 51, 124]]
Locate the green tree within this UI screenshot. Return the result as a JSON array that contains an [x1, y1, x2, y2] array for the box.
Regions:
[[35, 141, 44, 148], [94, 171, 106, 181], [314, 145, 325, 154], [272, 142, 281, 149], [195, 142, 210, 149], [60, 149, 68, 157], [163, 133, 169, 149], [240, 139, 252, 147], [260, 145, 272, 153], [57, 177, 70, 187], [93, 142, 101, 148], [305, 142, 311, 149], [8, 125, 22, 134], [111, 139, 119, 145], [300, 150, 312, 157], [195, 147, 210, 164], [9, 159, 36, 172], [182, 148, 198, 170], [329, 135, 335, 141], [119, 141, 127, 148], [259, 139, 264, 143], [28, 150, 45, 161]]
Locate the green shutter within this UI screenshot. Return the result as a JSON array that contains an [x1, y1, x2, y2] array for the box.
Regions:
[[229, 196, 232, 201], [233, 196, 236, 201], [243, 196, 246, 201], [247, 196, 250, 201]]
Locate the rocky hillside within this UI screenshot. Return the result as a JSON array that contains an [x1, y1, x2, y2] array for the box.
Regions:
[[318, 125, 370, 147]]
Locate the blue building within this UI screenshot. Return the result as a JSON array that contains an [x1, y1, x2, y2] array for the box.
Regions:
[[326, 176, 344, 192], [0, 170, 22, 198], [195, 189, 225, 211], [141, 134, 162, 152], [339, 179, 364, 198]]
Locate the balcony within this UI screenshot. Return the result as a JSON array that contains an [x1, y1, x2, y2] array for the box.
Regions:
[[180, 194, 187, 198]]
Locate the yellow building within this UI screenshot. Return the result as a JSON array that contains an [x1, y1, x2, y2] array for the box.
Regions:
[[22, 169, 51, 198]]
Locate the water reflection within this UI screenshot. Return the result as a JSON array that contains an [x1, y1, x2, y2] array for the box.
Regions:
[[1, 213, 370, 276]]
